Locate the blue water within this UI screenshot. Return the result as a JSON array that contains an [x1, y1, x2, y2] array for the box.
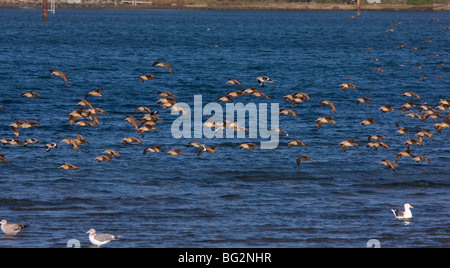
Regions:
[[0, 9, 449, 248]]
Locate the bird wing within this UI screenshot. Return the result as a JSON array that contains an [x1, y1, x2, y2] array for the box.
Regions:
[[94, 233, 117, 242]]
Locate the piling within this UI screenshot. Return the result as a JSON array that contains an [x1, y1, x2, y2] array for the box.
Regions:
[[356, 0, 361, 17], [43, 0, 48, 21]]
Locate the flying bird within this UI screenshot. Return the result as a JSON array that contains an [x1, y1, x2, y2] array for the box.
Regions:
[[319, 100, 337, 113], [139, 74, 156, 82], [85, 87, 107, 99], [368, 134, 387, 141], [296, 156, 313, 167], [402, 92, 421, 100], [412, 156, 431, 164], [251, 91, 271, 100], [339, 139, 359, 152], [239, 143, 258, 150], [152, 61, 174, 74], [197, 145, 217, 156], [95, 155, 112, 163], [0, 154, 9, 162], [45, 143, 60, 152], [315, 116, 336, 129], [167, 148, 184, 155], [360, 118, 377, 125], [280, 109, 297, 118], [226, 78, 242, 87], [143, 145, 164, 154], [434, 119, 450, 133], [396, 123, 410, 134], [288, 140, 307, 148], [49, 68, 70, 86], [380, 159, 398, 172], [104, 150, 120, 159], [256, 76, 273, 87], [59, 163, 79, 170], [21, 92, 41, 98], [356, 97, 372, 105], [379, 104, 395, 113], [122, 137, 143, 145], [340, 83, 357, 91], [396, 149, 414, 162]]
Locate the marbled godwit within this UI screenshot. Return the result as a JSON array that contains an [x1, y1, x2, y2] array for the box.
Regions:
[[85, 88, 107, 99], [226, 78, 242, 87], [139, 74, 156, 82], [380, 159, 398, 172], [319, 100, 336, 114], [315, 116, 336, 129], [49, 68, 70, 86], [21, 92, 41, 98], [296, 156, 313, 167], [59, 163, 79, 170], [143, 145, 164, 154], [339, 139, 359, 152], [152, 61, 174, 74], [239, 143, 258, 149]]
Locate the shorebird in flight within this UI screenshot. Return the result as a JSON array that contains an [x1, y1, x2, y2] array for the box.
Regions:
[[380, 159, 398, 172], [143, 145, 164, 154], [0, 154, 8, 162], [21, 92, 41, 98], [339, 139, 359, 152], [168, 148, 184, 155], [226, 78, 242, 87], [356, 97, 372, 105], [122, 137, 143, 145], [239, 143, 258, 150], [152, 61, 174, 74], [340, 83, 357, 91], [49, 68, 70, 86], [319, 100, 337, 114], [288, 140, 307, 148], [59, 163, 79, 170], [379, 104, 395, 113], [402, 92, 421, 100], [139, 74, 156, 82], [85, 88, 107, 99], [396, 149, 414, 163], [280, 109, 297, 118], [360, 118, 377, 125], [296, 156, 313, 167], [315, 116, 336, 129]]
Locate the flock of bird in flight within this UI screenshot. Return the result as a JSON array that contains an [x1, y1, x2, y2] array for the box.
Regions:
[[1, 18, 449, 174]]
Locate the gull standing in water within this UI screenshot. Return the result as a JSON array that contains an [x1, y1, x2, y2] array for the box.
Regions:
[[1, 219, 28, 235], [86, 229, 120, 247]]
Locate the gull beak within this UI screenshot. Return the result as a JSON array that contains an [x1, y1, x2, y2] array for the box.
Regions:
[[410, 205, 414, 208]]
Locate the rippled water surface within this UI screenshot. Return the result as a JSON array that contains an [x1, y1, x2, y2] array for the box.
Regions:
[[0, 9, 449, 248]]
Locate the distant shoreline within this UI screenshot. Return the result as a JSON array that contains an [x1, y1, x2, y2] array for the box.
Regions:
[[0, 1, 448, 12]]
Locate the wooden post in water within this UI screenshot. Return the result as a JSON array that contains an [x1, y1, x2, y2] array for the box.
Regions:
[[43, 0, 48, 22], [356, 0, 361, 17]]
